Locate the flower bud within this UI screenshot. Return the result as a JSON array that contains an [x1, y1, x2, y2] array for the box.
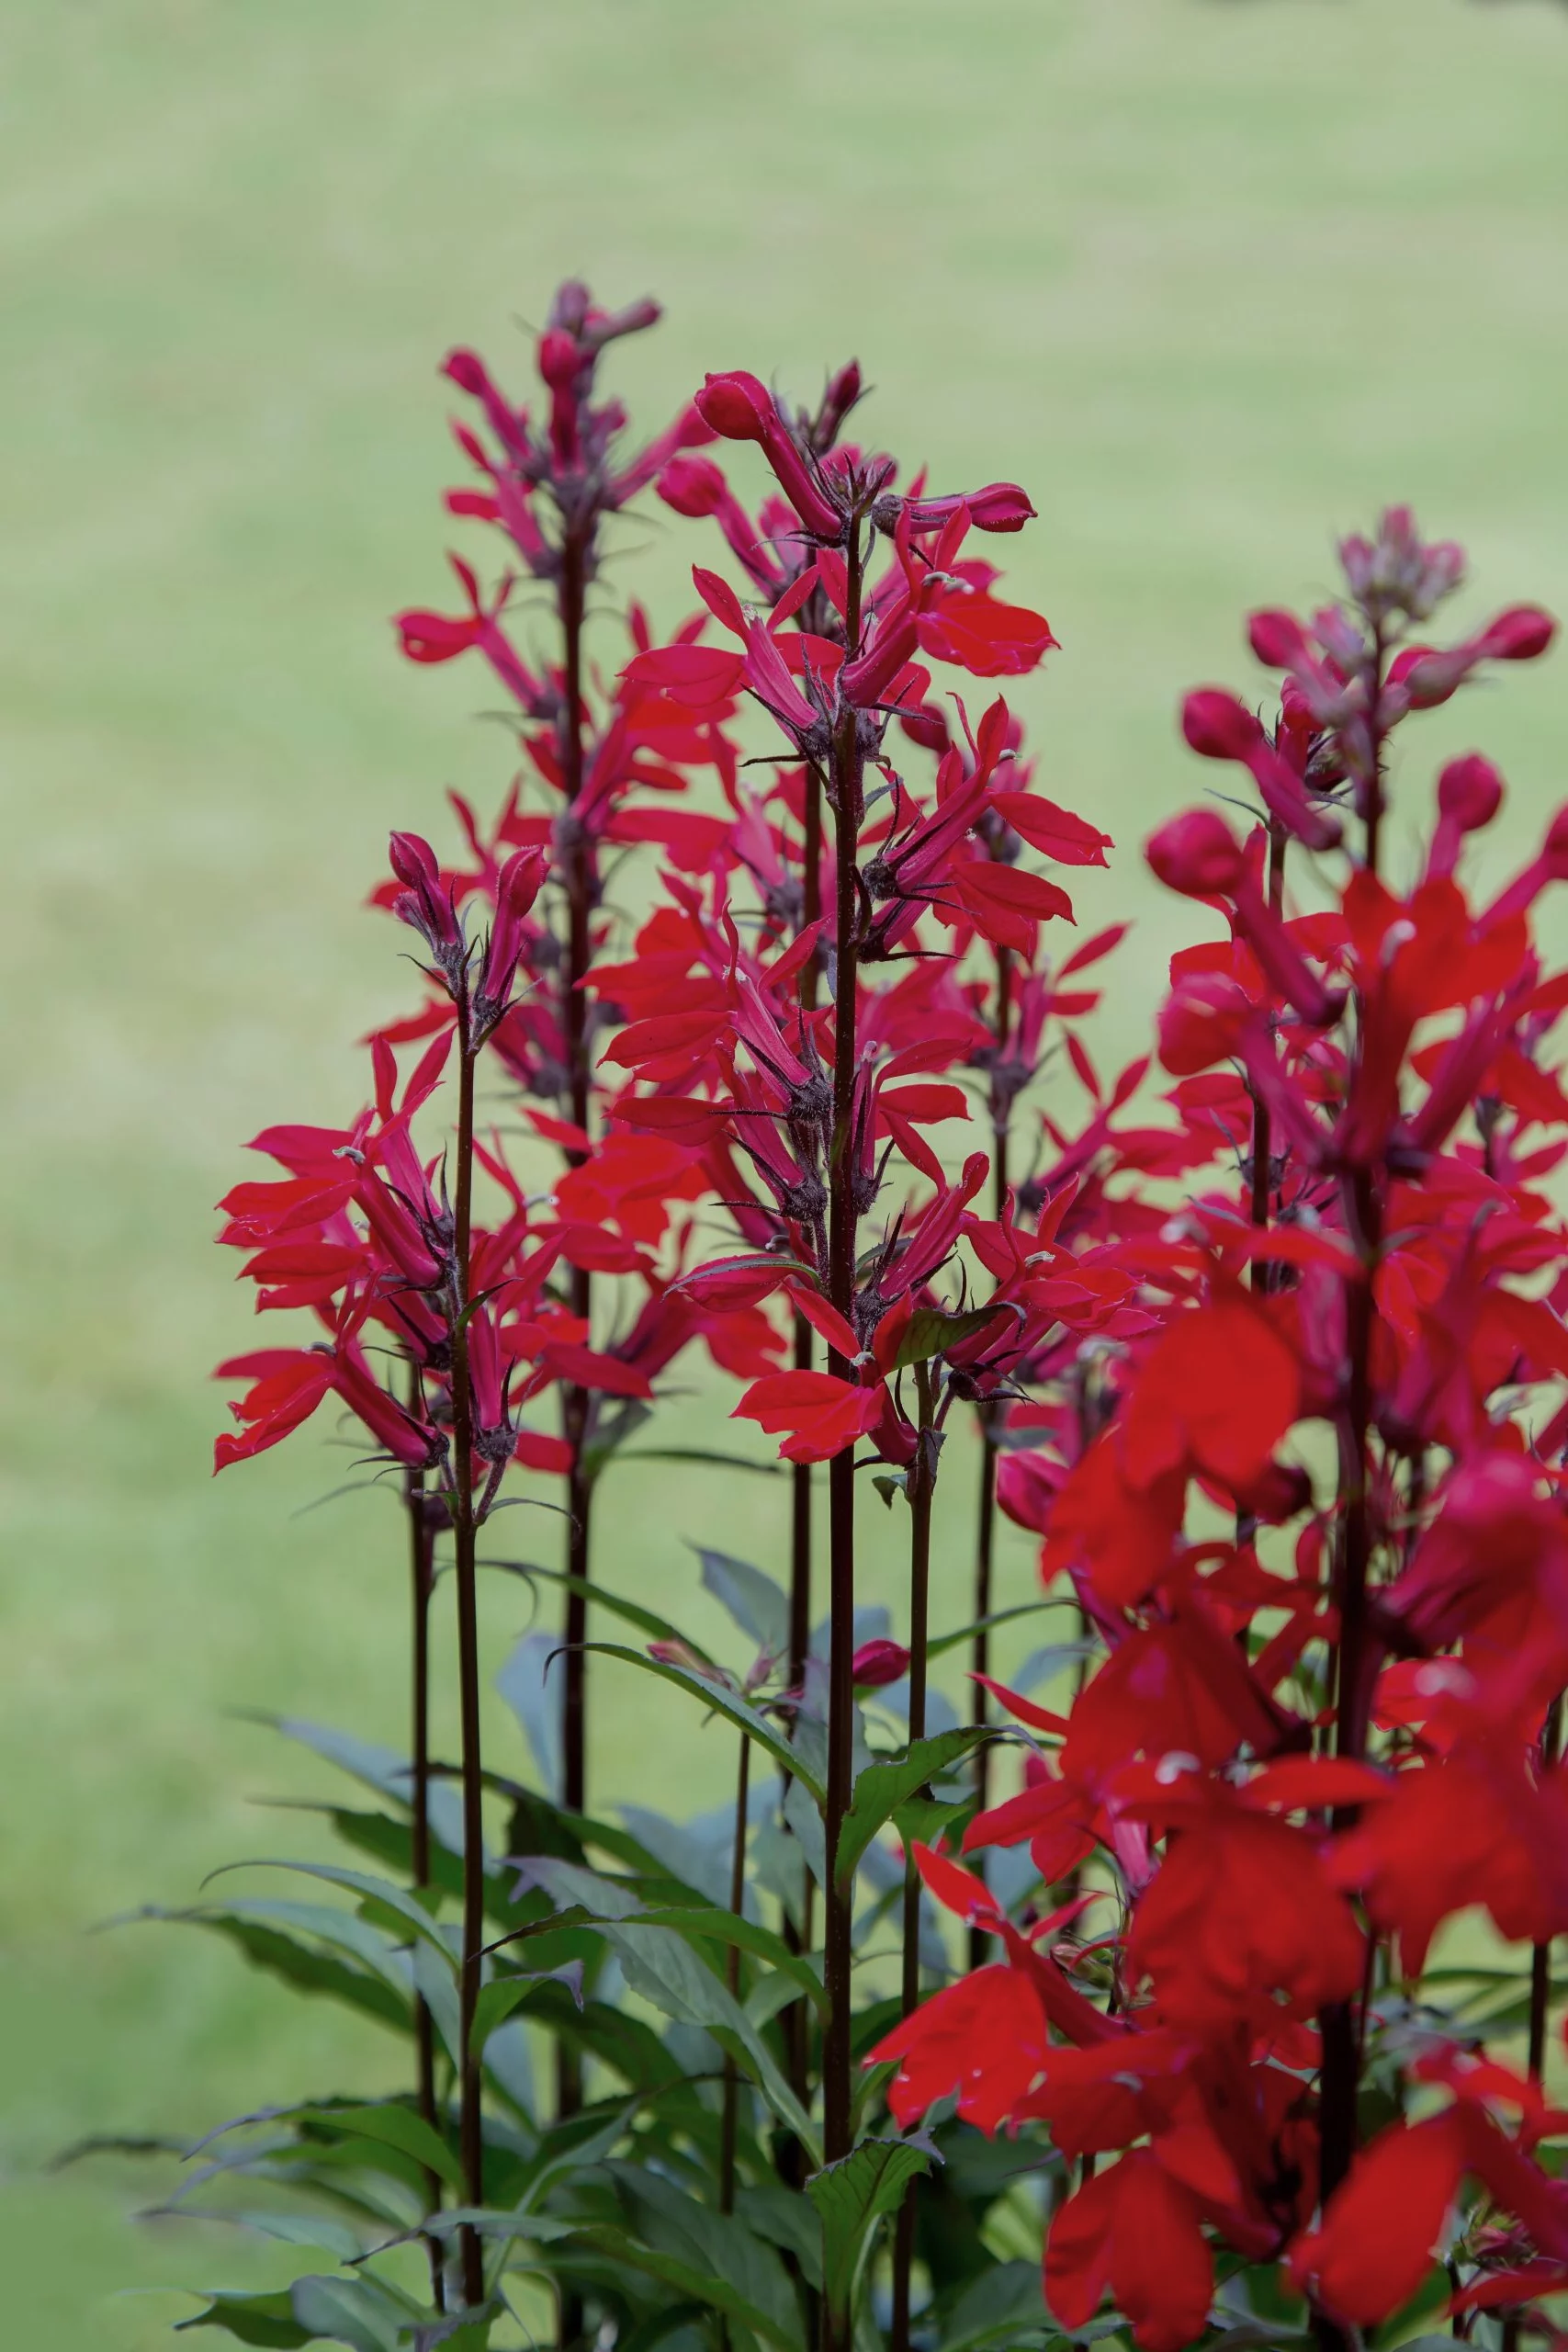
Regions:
[[537, 327, 581, 390], [895, 483, 1036, 536], [852, 1638, 910, 1690], [695, 371, 844, 540], [695, 370, 774, 443], [1145, 809, 1245, 899], [1438, 754, 1504, 834], [656, 455, 728, 517], [1247, 609, 1312, 671], [1181, 689, 1263, 762], [478, 848, 547, 1017], [389, 831, 463, 949], [1477, 605, 1557, 663]]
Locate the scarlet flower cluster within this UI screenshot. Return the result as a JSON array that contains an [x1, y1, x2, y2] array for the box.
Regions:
[[193, 296, 1568, 2352]]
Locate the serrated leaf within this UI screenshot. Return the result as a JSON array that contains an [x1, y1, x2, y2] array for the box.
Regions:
[[807, 2137, 931, 2324], [471, 1961, 585, 2054], [599, 1919, 818, 2160], [697, 1549, 790, 1656], [892, 1306, 999, 1370], [835, 1729, 990, 1886], [584, 1646, 820, 1799]]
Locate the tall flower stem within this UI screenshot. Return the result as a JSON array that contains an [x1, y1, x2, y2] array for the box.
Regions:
[[891, 1364, 936, 2352], [1315, 637, 1386, 2352], [404, 1409, 446, 2312], [784, 759, 824, 2129], [822, 524, 867, 2188], [557, 523, 593, 2165], [968, 944, 1011, 1971], [719, 1728, 752, 2218], [447, 1033, 487, 2312]]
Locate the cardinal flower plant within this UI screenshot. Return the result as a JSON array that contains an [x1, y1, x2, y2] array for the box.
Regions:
[[114, 288, 1568, 2352]]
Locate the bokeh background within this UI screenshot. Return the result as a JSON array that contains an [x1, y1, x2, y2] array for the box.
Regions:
[[6, 1, 1568, 2342]]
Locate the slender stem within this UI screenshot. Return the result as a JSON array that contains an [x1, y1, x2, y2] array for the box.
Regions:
[[557, 521, 592, 2167], [968, 943, 1012, 1970], [822, 524, 866, 2181], [1314, 636, 1387, 2352], [1529, 1697, 1562, 2083], [448, 1040, 487, 2312], [719, 1731, 752, 2218], [891, 1370, 936, 2352], [405, 1407, 446, 2312]]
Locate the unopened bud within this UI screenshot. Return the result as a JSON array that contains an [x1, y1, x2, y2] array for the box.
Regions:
[[1181, 688, 1263, 762], [1145, 808, 1245, 899], [852, 1638, 910, 1690]]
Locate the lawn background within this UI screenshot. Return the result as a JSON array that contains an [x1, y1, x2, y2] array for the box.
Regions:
[[6, 2, 1568, 2343]]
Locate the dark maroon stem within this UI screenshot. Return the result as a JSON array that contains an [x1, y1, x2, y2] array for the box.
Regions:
[[448, 1036, 487, 2312], [405, 1402, 446, 2312], [1314, 632, 1387, 2352], [557, 524, 592, 2179], [822, 524, 866, 2189], [891, 1367, 936, 2352], [968, 944, 1011, 1970], [719, 1729, 752, 2219]]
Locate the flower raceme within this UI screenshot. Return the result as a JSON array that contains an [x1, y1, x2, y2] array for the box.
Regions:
[[864, 511, 1568, 2351]]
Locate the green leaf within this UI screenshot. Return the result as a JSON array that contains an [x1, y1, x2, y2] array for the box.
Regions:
[[634, 1906, 827, 2018], [288, 2271, 421, 2351], [582, 1397, 653, 1482], [835, 1729, 990, 1886], [202, 1862, 458, 1972], [872, 1474, 907, 1510], [227, 2212, 364, 2265], [481, 1560, 715, 1666], [892, 1306, 1000, 1370], [131, 1903, 411, 2033], [807, 2137, 931, 2325], [935, 2259, 1050, 2352], [575, 2223, 800, 2350], [600, 1919, 818, 2160], [696, 1549, 790, 1656], [471, 1961, 584, 2054], [601, 2165, 805, 2350], [613, 1447, 784, 1479], [925, 1600, 1069, 1662], [291, 2102, 461, 2190], [584, 1645, 820, 1800], [177, 2290, 310, 2345]]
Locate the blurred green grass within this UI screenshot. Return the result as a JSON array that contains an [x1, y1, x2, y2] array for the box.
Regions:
[[5, 0, 1568, 2340]]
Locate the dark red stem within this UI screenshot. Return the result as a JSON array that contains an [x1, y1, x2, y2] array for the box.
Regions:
[[891, 1367, 936, 2352], [448, 1038, 487, 2311]]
